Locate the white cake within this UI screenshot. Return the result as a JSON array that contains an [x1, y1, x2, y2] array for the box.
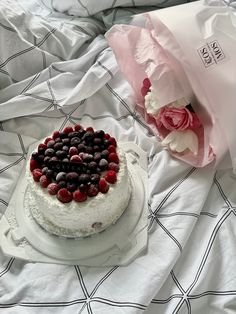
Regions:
[[26, 126, 132, 238]]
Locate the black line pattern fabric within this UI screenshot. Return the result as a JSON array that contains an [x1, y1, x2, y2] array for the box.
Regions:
[[0, 0, 235, 313]]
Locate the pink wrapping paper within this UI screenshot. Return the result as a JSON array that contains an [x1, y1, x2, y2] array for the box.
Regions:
[[106, 1, 236, 168]]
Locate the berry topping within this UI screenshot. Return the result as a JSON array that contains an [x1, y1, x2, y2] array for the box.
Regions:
[[87, 184, 99, 197], [47, 183, 59, 195], [108, 145, 116, 153], [56, 172, 66, 182], [45, 148, 54, 157], [39, 175, 51, 188], [104, 133, 110, 140], [57, 188, 73, 203], [32, 169, 42, 182], [98, 159, 108, 170], [109, 137, 117, 147], [66, 172, 79, 181], [47, 140, 55, 148], [70, 155, 82, 163], [74, 124, 82, 131], [44, 137, 53, 145], [52, 131, 60, 140], [73, 189, 87, 202], [86, 127, 94, 133], [99, 178, 109, 193], [108, 162, 119, 172], [30, 159, 40, 172], [69, 146, 78, 157], [30, 125, 121, 202], [63, 126, 74, 134], [108, 152, 119, 164], [38, 143, 47, 151], [105, 170, 117, 184]]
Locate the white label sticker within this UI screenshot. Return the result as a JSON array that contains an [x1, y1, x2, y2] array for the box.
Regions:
[[197, 40, 225, 68]]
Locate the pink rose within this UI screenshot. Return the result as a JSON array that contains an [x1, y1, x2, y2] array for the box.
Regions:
[[157, 106, 200, 131]]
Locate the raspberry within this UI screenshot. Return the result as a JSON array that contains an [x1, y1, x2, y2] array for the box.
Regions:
[[108, 145, 116, 153], [108, 162, 119, 173], [32, 169, 42, 182], [39, 175, 51, 188], [44, 137, 53, 145], [47, 183, 59, 195], [69, 146, 78, 157], [73, 189, 87, 202], [104, 133, 110, 140], [38, 143, 47, 151], [63, 126, 74, 134], [87, 185, 99, 197], [74, 124, 82, 131], [30, 159, 40, 172], [57, 188, 73, 203], [109, 137, 117, 147], [86, 127, 94, 133], [105, 170, 117, 184], [70, 155, 82, 163], [108, 152, 119, 164], [99, 178, 109, 193], [52, 131, 60, 140], [141, 86, 149, 97]]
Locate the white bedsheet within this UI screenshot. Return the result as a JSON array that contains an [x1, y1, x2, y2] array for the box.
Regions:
[[0, 1, 236, 313]]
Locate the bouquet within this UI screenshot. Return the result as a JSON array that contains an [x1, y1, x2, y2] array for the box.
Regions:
[[106, 0, 236, 169]]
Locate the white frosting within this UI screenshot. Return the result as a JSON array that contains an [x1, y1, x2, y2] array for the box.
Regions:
[[26, 147, 131, 238]]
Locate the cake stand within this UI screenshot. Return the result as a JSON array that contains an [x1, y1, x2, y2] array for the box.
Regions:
[[0, 142, 148, 266]]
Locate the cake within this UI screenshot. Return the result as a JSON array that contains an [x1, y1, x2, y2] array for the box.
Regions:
[[26, 125, 131, 238]]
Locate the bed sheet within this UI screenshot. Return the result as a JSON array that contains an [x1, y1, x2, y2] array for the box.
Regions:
[[0, 0, 236, 313]]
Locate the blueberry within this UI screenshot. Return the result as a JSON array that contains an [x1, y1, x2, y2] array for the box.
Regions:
[[91, 174, 100, 183], [56, 172, 66, 182], [68, 131, 80, 138], [67, 182, 77, 192], [94, 153, 101, 162], [79, 184, 87, 192], [54, 137, 62, 143], [99, 159, 108, 170], [47, 140, 55, 148], [46, 169, 54, 179], [58, 180, 67, 188], [62, 138, 70, 145], [38, 155, 45, 163], [56, 150, 67, 159], [85, 146, 93, 154], [66, 172, 79, 181], [62, 146, 69, 152], [43, 156, 51, 165], [88, 161, 97, 171], [78, 174, 90, 184], [42, 167, 48, 175], [62, 158, 69, 162], [93, 146, 100, 152], [31, 152, 39, 160], [94, 130, 105, 138], [101, 150, 109, 158], [82, 132, 94, 142], [59, 133, 67, 139], [93, 138, 102, 145], [71, 137, 80, 146], [84, 154, 93, 162], [54, 142, 63, 150], [45, 148, 54, 157], [77, 143, 86, 152]]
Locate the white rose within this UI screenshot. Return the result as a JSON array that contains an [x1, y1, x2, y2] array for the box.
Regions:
[[161, 130, 198, 155]]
